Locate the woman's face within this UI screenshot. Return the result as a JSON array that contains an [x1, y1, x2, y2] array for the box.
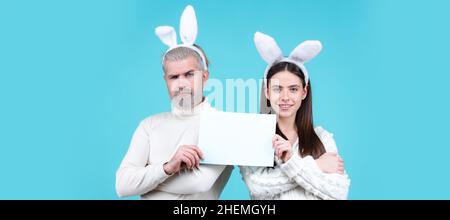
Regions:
[[266, 70, 308, 119]]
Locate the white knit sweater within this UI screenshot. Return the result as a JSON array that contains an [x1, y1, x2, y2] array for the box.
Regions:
[[240, 127, 351, 200], [116, 100, 233, 200]]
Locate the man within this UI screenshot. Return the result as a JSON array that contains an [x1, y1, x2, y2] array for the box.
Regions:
[[115, 5, 233, 200]]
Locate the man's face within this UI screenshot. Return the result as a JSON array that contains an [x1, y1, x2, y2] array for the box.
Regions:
[[163, 56, 208, 109]]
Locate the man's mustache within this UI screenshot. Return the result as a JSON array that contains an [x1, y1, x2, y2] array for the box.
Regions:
[[173, 88, 193, 96]]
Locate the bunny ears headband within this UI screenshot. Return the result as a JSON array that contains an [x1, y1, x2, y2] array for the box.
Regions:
[[155, 5, 208, 70], [254, 32, 322, 86]]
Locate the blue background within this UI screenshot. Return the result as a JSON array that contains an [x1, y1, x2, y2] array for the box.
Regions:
[[1, 0, 449, 199]]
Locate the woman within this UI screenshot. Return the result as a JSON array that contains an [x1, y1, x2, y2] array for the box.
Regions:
[[240, 32, 350, 200]]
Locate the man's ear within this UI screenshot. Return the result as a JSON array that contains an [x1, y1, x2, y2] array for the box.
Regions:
[[202, 70, 209, 85]]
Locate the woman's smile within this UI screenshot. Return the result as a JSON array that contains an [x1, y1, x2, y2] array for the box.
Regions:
[[278, 103, 294, 111]]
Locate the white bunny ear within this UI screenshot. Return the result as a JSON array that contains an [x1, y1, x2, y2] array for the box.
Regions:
[[254, 32, 284, 65], [155, 26, 177, 47], [179, 5, 197, 45], [289, 40, 322, 63]]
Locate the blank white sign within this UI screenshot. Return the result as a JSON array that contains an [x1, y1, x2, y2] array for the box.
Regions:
[[198, 111, 276, 167]]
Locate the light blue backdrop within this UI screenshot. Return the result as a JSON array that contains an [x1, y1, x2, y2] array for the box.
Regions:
[[1, 0, 449, 199]]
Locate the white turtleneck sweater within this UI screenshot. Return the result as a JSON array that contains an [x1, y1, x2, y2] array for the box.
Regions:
[[116, 100, 233, 200], [240, 127, 351, 200]]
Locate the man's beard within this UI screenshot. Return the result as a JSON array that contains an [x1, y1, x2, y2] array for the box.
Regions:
[[171, 90, 201, 110]]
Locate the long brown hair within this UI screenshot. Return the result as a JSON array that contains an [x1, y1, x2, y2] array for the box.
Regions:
[[266, 62, 325, 159]]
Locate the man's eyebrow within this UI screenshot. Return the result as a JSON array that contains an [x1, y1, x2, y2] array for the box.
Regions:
[[167, 69, 196, 77], [288, 84, 301, 88], [182, 69, 196, 75]]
